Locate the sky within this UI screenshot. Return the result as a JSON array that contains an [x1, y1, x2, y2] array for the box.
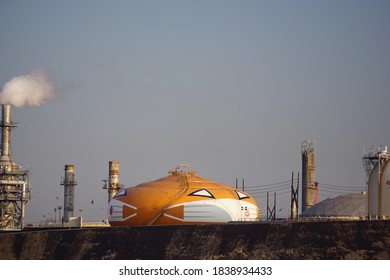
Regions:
[[0, 0, 389, 223]]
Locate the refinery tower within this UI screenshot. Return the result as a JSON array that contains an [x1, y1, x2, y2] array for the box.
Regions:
[[0, 104, 31, 230]]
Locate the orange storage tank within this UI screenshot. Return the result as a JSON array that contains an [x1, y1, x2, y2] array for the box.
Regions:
[[108, 165, 259, 226]]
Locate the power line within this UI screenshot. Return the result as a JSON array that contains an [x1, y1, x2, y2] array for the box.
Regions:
[[317, 181, 365, 189], [240, 178, 366, 201], [317, 185, 366, 193], [250, 190, 291, 198], [245, 180, 364, 192], [245, 179, 291, 189], [319, 189, 365, 195], [247, 184, 291, 194]]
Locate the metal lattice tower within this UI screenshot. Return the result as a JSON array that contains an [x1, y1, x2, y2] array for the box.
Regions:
[[290, 171, 299, 219]]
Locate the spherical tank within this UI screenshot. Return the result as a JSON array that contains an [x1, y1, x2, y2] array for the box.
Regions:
[[108, 166, 260, 226], [368, 159, 390, 217]]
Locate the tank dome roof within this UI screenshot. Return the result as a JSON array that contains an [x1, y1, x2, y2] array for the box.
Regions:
[[301, 192, 367, 218]]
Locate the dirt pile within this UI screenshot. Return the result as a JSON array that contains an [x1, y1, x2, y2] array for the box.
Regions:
[[0, 220, 389, 260]]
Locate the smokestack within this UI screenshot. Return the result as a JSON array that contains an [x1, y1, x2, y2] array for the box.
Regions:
[[0, 104, 17, 167], [61, 165, 77, 223], [0, 70, 52, 230], [108, 161, 120, 202]]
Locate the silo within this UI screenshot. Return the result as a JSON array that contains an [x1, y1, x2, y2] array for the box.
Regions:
[[368, 148, 390, 218]]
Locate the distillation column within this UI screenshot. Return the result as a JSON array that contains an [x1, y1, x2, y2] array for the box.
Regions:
[[301, 140, 316, 212]]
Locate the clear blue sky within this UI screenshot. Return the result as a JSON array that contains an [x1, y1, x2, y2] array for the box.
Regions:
[[1, 0, 389, 222]]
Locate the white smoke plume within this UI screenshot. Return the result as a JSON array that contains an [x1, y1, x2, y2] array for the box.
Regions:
[[0, 69, 54, 108]]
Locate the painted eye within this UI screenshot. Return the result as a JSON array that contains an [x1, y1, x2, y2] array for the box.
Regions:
[[114, 189, 127, 197], [235, 190, 250, 200], [189, 189, 215, 198]]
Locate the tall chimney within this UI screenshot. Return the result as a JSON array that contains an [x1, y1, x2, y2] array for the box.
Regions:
[[0, 104, 17, 166], [108, 161, 120, 202], [61, 165, 77, 223]]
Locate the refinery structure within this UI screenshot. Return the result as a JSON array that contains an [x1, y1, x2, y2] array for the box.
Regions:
[[60, 165, 78, 225], [0, 99, 390, 230], [0, 99, 390, 261], [0, 105, 31, 230]]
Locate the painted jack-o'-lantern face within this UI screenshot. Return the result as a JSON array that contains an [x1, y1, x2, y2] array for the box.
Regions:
[[108, 167, 259, 226]]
